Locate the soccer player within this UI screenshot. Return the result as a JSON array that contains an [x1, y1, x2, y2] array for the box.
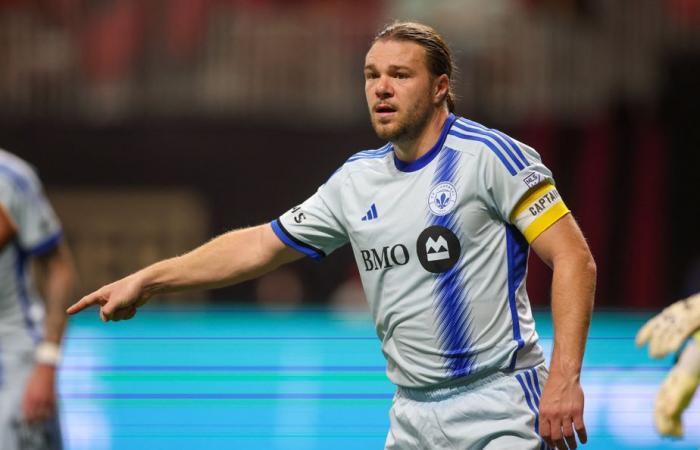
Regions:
[[0, 149, 76, 450], [67, 22, 596, 450], [636, 292, 700, 437]]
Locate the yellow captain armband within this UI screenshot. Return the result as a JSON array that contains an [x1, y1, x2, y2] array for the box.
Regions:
[[694, 330, 700, 343], [510, 182, 570, 243]]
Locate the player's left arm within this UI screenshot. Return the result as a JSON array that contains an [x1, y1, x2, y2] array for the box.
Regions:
[[35, 240, 77, 344], [530, 213, 596, 450], [23, 240, 77, 423]]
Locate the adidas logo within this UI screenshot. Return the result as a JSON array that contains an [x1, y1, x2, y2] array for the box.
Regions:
[[361, 203, 378, 221]]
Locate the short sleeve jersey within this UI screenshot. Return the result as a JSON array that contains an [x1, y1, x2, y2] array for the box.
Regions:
[[0, 150, 63, 345], [273, 114, 569, 388]]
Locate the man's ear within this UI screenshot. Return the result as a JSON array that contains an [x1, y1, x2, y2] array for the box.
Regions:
[[433, 74, 450, 105]]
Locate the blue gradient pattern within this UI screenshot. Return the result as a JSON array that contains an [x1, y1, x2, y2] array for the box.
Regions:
[[428, 146, 476, 377]]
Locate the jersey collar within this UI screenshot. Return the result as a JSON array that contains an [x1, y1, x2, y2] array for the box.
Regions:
[[393, 113, 457, 173]]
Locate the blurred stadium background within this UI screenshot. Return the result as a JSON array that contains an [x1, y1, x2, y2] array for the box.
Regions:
[[1, 0, 700, 448]]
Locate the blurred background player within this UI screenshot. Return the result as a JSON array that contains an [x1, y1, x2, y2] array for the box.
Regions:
[[636, 292, 700, 438], [0, 149, 76, 450]]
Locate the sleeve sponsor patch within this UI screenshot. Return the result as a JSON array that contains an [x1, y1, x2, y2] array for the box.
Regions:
[[510, 182, 570, 243]]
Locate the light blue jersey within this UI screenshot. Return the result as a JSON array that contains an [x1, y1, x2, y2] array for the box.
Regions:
[[0, 150, 62, 349], [274, 114, 567, 389]]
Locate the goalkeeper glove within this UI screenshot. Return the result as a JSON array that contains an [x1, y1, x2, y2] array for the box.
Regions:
[[636, 293, 700, 358], [654, 339, 700, 437]]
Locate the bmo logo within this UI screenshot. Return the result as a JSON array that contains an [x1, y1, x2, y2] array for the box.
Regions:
[[416, 226, 461, 273], [359, 244, 410, 272]]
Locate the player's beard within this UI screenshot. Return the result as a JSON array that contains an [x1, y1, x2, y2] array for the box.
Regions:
[[371, 95, 433, 144]]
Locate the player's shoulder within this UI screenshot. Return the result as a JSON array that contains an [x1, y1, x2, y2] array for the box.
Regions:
[[0, 149, 40, 193], [446, 116, 535, 176], [344, 143, 393, 166], [318, 144, 393, 189], [330, 143, 393, 177]]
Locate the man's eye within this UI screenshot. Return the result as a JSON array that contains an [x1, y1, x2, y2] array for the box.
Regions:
[[365, 73, 378, 80], [395, 73, 409, 79]]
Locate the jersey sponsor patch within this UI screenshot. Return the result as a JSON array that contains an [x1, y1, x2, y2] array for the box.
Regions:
[[511, 182, 570, 243], [428, 182, 458, 216], [416, 226, 461, 273]]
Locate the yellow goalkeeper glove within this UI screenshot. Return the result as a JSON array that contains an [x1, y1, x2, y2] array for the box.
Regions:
[[654, 356, 700, 436], [636, 293, 700, 358]]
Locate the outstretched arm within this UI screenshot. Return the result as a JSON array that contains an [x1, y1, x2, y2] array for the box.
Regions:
[[531, 214, 596, 450], [67, 223, 302, 321]]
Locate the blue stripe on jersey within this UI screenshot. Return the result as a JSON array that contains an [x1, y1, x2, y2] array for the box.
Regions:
[[346, 144, 393, 162], [394, 113, 456, 173], [516, 373, 542, 444], [12, 242, 41, 343], [453, 120, 526, 171], [448, 130, 517, 175], [433, 264, 475, 377], [530, 367, 543, 397], [505, 224, 528, 371], [429, 147, 476, 377], [433, 146, 460, 187], [270, 220, 325, 261], [521, 369, 551, 450], [524, 370, 540, 407], [458, 118, 529, 167], [28, 231, 62, 257]]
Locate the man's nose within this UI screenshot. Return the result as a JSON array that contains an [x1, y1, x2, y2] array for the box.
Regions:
[[375, 76, 393, 98]]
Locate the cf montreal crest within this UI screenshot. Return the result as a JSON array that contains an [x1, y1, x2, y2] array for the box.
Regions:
[[428, 182, 457, 216], [416, 226, 461, 273]]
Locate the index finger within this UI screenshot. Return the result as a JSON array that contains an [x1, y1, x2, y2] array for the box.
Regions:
[[66, 292, 106, 315]]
